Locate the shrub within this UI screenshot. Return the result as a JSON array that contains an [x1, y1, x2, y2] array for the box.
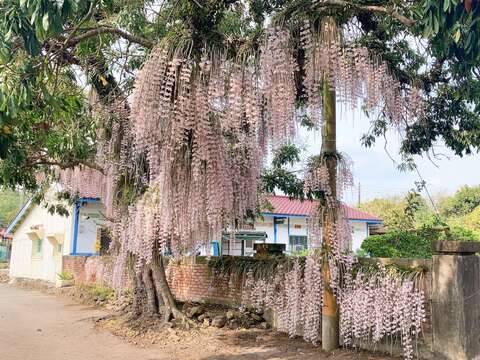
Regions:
[[57, 271, 74, 280], [361, 231, 432, 258], [361, 225, 480, 259]]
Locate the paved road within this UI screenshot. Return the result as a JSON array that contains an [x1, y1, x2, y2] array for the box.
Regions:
[[0, 284, 161, 360], [0, 284, 395, 360]]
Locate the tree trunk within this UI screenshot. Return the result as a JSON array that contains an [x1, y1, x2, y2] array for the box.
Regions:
[[127, 256, 146, 318], [142, 267, 158, 316], [150, 254, 186, 322], [321, 74, 340, 351]]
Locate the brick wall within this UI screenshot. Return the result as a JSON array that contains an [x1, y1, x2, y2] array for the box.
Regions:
[[62, 255, 88, 282], [63, 255, 243, 305], [167, 257, 242, 306]]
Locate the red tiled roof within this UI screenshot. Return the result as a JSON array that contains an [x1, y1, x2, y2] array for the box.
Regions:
[[0, 228, 12, 239], [264, 195, 382, 221]]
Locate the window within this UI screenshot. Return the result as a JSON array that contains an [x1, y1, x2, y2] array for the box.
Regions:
[[32, 239, 42, 258], [289, 235, 308, 253], [54, 243, 63, 256]]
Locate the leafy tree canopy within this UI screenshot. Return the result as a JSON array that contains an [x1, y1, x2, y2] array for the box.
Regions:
[[1, 0, 480, 195], [359, 191, 436, 230]]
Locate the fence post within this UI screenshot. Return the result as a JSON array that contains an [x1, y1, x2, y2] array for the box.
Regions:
[[431, 240, 480, 360]]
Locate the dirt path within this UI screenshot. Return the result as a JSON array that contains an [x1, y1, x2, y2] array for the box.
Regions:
[[0, 284, 396, 360]]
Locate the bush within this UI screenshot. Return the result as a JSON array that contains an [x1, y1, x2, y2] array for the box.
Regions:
[[361, 225, 480, 259], [361, 230, 433, 258]]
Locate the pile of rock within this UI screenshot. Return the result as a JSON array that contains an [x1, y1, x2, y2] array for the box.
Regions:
[[0, 269, 9, 283], [185, 304, 270, 330], [106, 294, 132, 312]]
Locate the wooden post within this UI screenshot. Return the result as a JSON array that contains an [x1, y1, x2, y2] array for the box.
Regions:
[[321, 75, 340, 351]]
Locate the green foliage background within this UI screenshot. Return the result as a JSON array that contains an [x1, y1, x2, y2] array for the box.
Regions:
[[359, 185, 480, 258], [0, 189, 23, 227]]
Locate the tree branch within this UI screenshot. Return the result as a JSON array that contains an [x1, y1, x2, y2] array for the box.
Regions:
[[315, 0, 415, 26], [66, 26, 154, 49]]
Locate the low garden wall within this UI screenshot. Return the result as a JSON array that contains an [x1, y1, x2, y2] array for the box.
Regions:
[[166, 257, 242, 306]]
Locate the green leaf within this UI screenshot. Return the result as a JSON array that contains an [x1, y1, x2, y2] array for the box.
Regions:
[[454, 28, 461, 43], [433, 14, 440, 34], [42, 13, 49, 32], [443, 0, 451, 12]]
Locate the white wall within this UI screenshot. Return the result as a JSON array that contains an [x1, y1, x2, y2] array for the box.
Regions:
[[254, 217, 275, 244], [254, 216, 309, 252], [351, 222, 369, 252], [9, 201, 73, 282]]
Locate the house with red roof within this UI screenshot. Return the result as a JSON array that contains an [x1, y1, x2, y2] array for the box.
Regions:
[[224, 195, 382, 255]]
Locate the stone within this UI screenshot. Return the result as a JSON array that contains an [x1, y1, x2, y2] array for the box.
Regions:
[[187, 306, 204, 318], [432, 253, 480, 360], [226, 310, 237, 320], [197, 313, 206, 321], [212, 315, 227, 328], [259, 322, 269, 330], [203, 318, 210, 327], [254, 308, 264, 316]]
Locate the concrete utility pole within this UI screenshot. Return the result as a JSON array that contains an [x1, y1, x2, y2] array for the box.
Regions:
[[321, 74, 340, 350], [357, 182, 361, 207]]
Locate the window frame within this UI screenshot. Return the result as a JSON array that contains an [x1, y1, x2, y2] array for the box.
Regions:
[[289, 235, 308, 253], [32, 239, 43, 259]]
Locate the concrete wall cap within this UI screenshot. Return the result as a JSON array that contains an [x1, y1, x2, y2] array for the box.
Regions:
[[432, 240, 480, 254]]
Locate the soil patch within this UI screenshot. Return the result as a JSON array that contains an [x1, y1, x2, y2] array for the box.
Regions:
[[96, 313, 400, 360]]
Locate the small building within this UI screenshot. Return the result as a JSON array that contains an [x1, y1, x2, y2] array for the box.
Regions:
[[223, 195, 382, 255], [5, 187, 106, 282]]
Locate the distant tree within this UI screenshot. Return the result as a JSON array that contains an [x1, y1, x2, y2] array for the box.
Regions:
[[438, 185, 480, 218], [359, 191, 436, 231], [359, 197, 406, 229], [0, 189, 23, 227], [447, 205, 480, 237]]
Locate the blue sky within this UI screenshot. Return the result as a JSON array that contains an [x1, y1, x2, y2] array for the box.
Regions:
[[295, 108, 480, 205]]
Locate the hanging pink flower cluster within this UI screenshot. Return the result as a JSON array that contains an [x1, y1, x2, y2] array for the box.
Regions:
[[301, 22, 425, 126], [112, 46, 274, 270], [241, 255, 323, 343], [59, 166, 106, 199], [339, 266, 426, 360], [240, 255, 425, 358], [259, 27, 299, 144], [112, 187, 162, 266], [304, 154, 354, 251]]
